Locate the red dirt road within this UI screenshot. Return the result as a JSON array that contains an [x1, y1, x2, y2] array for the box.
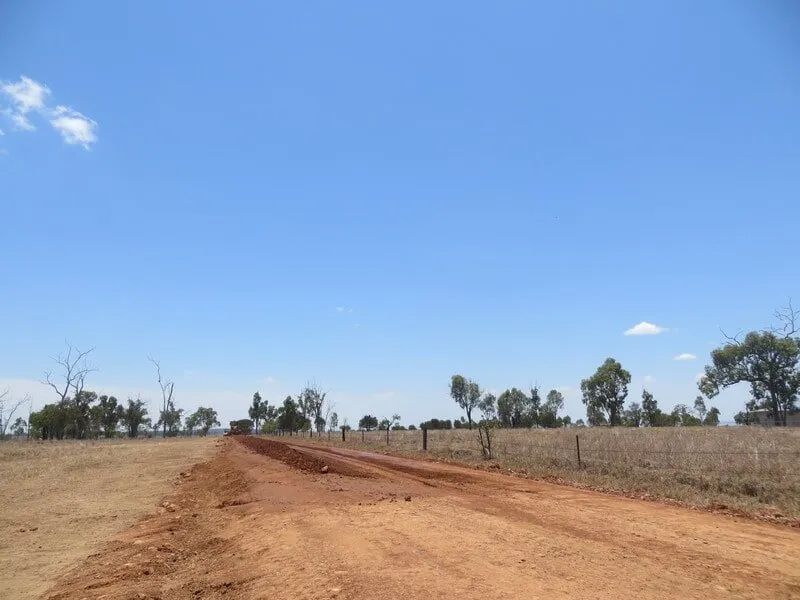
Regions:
[[45, 437, 800, 599]]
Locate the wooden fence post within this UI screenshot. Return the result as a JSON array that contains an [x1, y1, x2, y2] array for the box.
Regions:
[[575, 434, 582, 468], [362, 429, 365, 443], [386, 427, 390, 445], [422, 427, 428, 451]]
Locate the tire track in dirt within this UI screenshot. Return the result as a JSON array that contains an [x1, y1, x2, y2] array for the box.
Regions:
[[43, 437, 800, 600]]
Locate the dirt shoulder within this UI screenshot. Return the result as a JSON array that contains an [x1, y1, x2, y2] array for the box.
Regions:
[[0, 438, 217, 600], [44, 436, 800, 600]]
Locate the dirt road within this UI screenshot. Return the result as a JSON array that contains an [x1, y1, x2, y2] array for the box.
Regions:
[[45, 437, 800, 599]]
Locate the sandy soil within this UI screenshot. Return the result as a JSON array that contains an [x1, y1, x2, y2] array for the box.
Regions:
[[0, 438, 217, 600], [42, 436, 800, 600]]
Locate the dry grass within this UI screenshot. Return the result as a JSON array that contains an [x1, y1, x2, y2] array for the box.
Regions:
[[0, 437, 217, 600], [298, 427, 800, 522]]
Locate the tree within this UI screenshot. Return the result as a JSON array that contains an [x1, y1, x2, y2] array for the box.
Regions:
[[329, 412, 339, 432], [671, 404, 701, 426], [358, 414, 378, 431], [249, 392, 269, 434], [42, 343, 95, 405], [277, 396, 306, 432], [0, 389, 27, 439], [540, 389, 565, 428], [379, 414, 400, 430], [10, 417, 26, 437], [298, 384, 327, 433], [475, 393, 498, 459], [641, 389, 658, 427], [581, 358, 631, 426], [121, 397, 150, 438], [622, 402, 643, 427], [189, 407, 219, 436], [704, 406, 720, 426], [157, 400, 183, 437], [92, 395, 122, 438], [700, 303, 800, 426], [184, 411, 199, 436], [450, 374, 479, 429], [693, 396, 707, 421], [529, 386, 542, 427], [497, 388, 529, 428], [149, 357, 175, 438]]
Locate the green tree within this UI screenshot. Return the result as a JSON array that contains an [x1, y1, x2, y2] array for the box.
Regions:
[[450, 374, 479, 430], [704, 406, 720, 426], [623, 402, 643, 427], [189, 406, 220, 436], [529, 386, 542, 427], [277, 396, 306, 432], [379, 414, 401, 430], [540, 389, 565, 428], [121, 397, 150, 438], [641, 389, 658, 426], [91, 395, 122, 438], [671, 404, 701, 426], [249, 392, 269, 434], [700, 327, 799, 426], [184, 411, 199, 436], [581, 358, 631, 426], [358, 414, 379, 431], [157, 400, 183, 437], [329, 412, 338, 431], [475, 393, 498, 459], [10, 417, 27, 437], [693, 396, 707, 421], [298, 384, 327, 433], [497, 388, 530, 428]]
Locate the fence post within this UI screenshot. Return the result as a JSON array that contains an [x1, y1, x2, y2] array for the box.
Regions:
[[328, 430, 331, 440], [422, 427, 428, 451], [342, 428, 346, 442], [362, 429, 365, 443], [386, 427, 390, 445], [575, 434, 582, 468]]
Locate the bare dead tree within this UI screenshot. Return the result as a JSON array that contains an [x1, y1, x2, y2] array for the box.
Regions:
[[41, 343, 96, 405], [771, 298, 799, 338], [0, 389, 28, 439], [148, 356, 175, 438]]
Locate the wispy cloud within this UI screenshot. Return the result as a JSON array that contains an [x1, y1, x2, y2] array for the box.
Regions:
[[673, 353, 696, 361], [624, 321, 667, 336], [1, 76, 49, 130], [643, 375, 656, 384], [1, 75, 97, 149], [49, 105, 97, 149], [335, 306, 353, 314]]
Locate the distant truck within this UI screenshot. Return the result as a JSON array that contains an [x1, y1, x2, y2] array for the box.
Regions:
[[226, 419, 254, 435]]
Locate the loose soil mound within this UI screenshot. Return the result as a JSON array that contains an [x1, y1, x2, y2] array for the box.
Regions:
[[235, 436, 371, 478]]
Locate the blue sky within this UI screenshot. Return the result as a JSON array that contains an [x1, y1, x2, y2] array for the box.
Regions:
[[1, 1, 798, 427]]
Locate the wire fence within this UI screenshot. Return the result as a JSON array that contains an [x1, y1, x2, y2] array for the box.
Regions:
[[271, 426, 800, 478]]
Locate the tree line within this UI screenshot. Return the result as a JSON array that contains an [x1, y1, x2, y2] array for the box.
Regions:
[[5, 345, 221, 440]]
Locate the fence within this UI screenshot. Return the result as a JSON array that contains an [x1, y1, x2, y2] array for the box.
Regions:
[[270, 426, 800, 479]]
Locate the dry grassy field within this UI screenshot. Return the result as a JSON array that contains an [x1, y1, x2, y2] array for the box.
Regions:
[[0, 437, 217, 600], [294, 426, 800, 522]]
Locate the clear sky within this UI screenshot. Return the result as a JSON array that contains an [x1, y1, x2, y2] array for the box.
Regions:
[[1, 1, 799, 428]]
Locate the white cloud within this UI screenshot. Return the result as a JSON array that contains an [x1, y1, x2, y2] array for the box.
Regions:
[[624, 321, 667, 336], [673, 353, 697, 361], [0, 75, 97, 149], [643, 375, 656, 384], [335, 306, 353, 314], [49, 105, 97, 149], [1, 76, 50, 130]]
